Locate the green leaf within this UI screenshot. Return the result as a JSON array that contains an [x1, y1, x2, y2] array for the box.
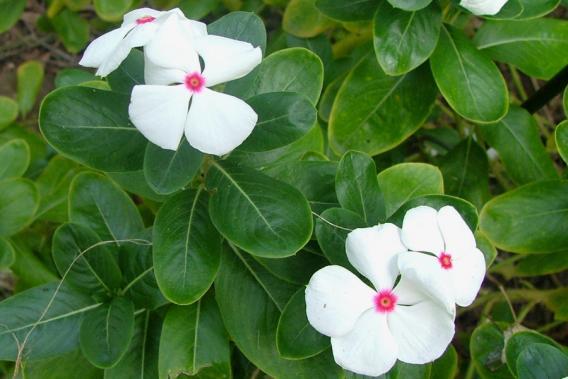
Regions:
[[51, 8, 90, 53], [215, 245, 342, 378], [69, 172, 144, 241], [0, 0, 26, 33], [431, 345, 458, 379], [315, 0, 380, 21], [239, 92, 317, 152], [0, 124, 47, 174], [0, 138, 29, 179], [336, 151, 385, 224], [329, 53, 437, 155], [208, 11, 267, 53], [20, 349, 102, 379], [0, 237, 15, 268], [493, 251, 568, 278], [470, 322, 514, 379], [8, 237, 58, 289], [0, 283, 99, 361], [476, 231, 498, 267], [0, 96, 18, 129], [158, 293, 231, 379], [55, 68, 97, 88], [439, 138, 490, 209], [108, 170, 168, 202], [277, 288, 329, 359], [505, 330, 565, 377], [207, 161, 313, 258], [431, 26, 508, 123], [314, 207, 366, 268], [478, 106, 558, 185], [556, 120, 568, 165], [515, 0, 560, 19], [179, 0, 220, 19], [17, 60, 44, 117], [107, 49, 144, 95], [154, 189, 221, 305], [386, 0, 432, 11], [80, 297, 135, 368], [377, 162, 444, 218], [475, 19, 568, 80], [480, 180, 568, 254], [40, 86, 147, 172], [52, 222, 123, 295], [94, 0, 133, 22], [373, 2, 441, 75], [516, 344, 568, 379], [0, 178, 39, 237], [283, 0, 334, 38], [254, 249, 327, 285], [143, 141, 203, 195], [226, 48, 324, 105]]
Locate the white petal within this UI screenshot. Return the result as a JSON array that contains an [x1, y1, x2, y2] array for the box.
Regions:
[[122, 21, 160, 48], [179, 17, 208, 38], [450, 248, 486, 307], [185, 88, 257, 156], [397, 252, 455, 314], [144, 53, 185, 85], [331, 309, 398, 377], [459, 0, 509, 15], [194, 35, 262, 87], [388, 300, 455, 364], [144, 14, 201, 73], [401, 206, 444, 255], [128, 84, 191, 150], [79, 25, 133, 70], [122, 8, 164, 26], [346, 223, 406, 291], [437, 206, 476, 257], [305, 266, 375, 338]]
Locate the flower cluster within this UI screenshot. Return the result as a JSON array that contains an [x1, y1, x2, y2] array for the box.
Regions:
[[305, 206, 486, 376], [460, 0, 509, 15], [79, 8, 262, 156]]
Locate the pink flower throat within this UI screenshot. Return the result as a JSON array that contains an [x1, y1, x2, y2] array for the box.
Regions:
[[185, 72, 205, 93], [439, 252, 453, 270], [136, 16, 156, 25], [374, 290, 397, 313]]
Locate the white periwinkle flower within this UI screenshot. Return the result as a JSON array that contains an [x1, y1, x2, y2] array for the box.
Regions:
[[460, 0, 509, 16], [398, 206, 486, 314], [79, 8, 206, 77], [128, 15, 262, 155], [305, 224, 455, 377]]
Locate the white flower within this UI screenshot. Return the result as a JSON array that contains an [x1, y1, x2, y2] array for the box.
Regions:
[[399, 206, 486, 314], [459, 0, 509, 15], [79, 8, 206, 77], [128, 15, 262, 155], [305, 224, 455, 377]]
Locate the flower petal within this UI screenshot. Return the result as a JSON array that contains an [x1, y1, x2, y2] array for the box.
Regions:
[[388, 300, 455, 364], [305, 265, 375, 338], [437, 206, 476, 257], [397, 251, 455, 314], [459, 0, 508, 16], [79, 25, 133, 70], [144, 53, 186, 85], [121, 7, 164, 26], [128, 84, 191, 150], [185, 88, 257, 156], [331, 309, 398, 377], [346, 223, 406, 291], [194, 35, 262, 87], [401, 206, 444, 255], [450, 248, 486, 307]]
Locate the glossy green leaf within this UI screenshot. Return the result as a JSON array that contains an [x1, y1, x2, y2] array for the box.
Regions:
[[51, 9, 90, 53], [505, 330, 565, 377], [159, 293, 231, 379], [515, 0, 560, 19], [179, 0, 220, 19], [556, 120, 568, 165], [52, 223, 122, 295], [0, 123, 47, 174], [208, 11, 267, 53], [487, 0, 524, 19], [373, 2, 441, 75], [0, 0, 25, 33], [283, 0, 333, 38], [17, 60, 44, 117], [94, 0, 133, 22], [0, 138, 29, 179], [254, 248, 328, 285], [69, 172, 144, 241], [239, 92, 317, 152], [55, 68, 97, 88], [478, 106, 558, 185], [80, 297, 135, 368], [207, 161, 312, 258], [108, 169, 168, 202], [0, 96, 18, 129], [277, 288, 329, 359], [8, 237, 58, 289], [336, 151, 385, 224], [476, 231, 497, 267], [516, 343, 568, 379], [154, 189, 221, 305], [470, 322, 514, 379], [493, 251, 568, 278], [315, 0, 380, 21], [286, 35, 333, 66], [0, 283, 99, 361], [431, 345, 459, 379], [431, 26, 508, 123], [475, 19, 568, 80], [377, 162, 444, 218], [0, 178, 39, 237], [226, 48, 324, 105], [0, 237, 15, 268], [480, 180, 568, 254], [40, 86, 147, 171], [107, 49, 144, 94], [386, 0, 432, 10], [20, 349, 102, 379]]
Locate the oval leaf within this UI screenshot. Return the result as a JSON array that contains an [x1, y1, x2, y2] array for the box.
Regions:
[[0, 178, 39, 237]]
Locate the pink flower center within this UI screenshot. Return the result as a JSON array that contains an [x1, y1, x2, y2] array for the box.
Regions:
[[374, 290, 397, 313], [136, 16, 156, 25], [439, 252, 453, 270], [184, 72, 205, 93]]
